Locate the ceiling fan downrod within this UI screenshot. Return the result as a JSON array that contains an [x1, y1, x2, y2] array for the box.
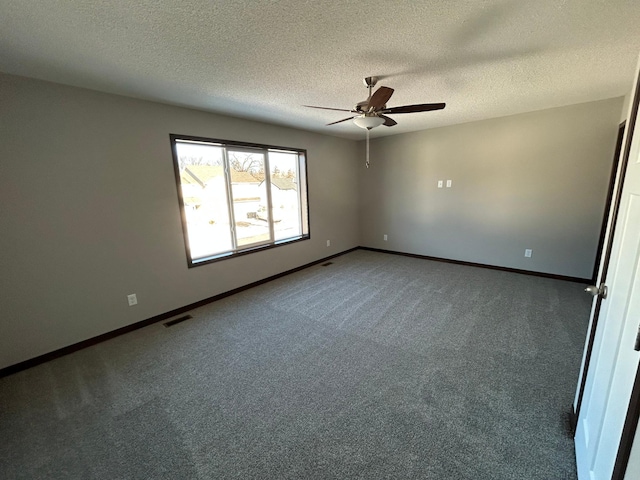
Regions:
[[363, 76, 377, 109]]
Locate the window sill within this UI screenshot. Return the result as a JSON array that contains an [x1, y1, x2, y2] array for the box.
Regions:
[[188, 234, 310, 268]]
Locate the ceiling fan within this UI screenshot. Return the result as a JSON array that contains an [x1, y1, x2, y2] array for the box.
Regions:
[[304, 76, 445, 167]]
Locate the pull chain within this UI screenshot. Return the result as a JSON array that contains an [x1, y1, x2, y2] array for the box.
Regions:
[[366, 128, 370, 168]]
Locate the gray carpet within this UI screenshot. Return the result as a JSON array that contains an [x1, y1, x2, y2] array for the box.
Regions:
[[0, 250, 590, 479]]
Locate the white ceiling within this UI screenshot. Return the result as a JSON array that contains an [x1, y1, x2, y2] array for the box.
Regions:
[[1, 0, 640, 140]]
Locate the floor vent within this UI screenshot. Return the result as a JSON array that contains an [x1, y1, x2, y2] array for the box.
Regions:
[[321, 262, 333, 266], [164, 314, 193, 328]]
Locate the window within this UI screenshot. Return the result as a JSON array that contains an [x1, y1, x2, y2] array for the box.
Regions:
[[170, 134, 309, 267]]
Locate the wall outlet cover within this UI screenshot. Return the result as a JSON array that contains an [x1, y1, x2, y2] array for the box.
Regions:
[[127, 294, 138, 306]]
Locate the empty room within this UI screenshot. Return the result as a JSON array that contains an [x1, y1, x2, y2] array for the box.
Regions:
[[2, 1, 640, 479]]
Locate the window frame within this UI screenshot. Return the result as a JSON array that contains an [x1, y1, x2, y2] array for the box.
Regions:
[[170, 134, 310, 268]]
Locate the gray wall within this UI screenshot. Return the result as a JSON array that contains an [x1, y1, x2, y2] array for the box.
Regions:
[[621, 91, 631, 122], [0, 71, 624, 369], [359, 98, 624, 279], [0, 73, 360, 369], [625, 433, 640, 480]]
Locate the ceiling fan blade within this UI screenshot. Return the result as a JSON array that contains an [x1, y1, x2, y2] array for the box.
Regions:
[[327, 116, 356, 126], [303, 105, 354, 112], [382, 103, 446, 114], [368, 86, 394, 110], [380, 115, 397, 127]]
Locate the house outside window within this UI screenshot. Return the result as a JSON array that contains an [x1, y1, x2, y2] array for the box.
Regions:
[[170, 134, 309, 266]]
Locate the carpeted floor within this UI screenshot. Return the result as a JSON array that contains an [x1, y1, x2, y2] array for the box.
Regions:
[[0, 250, 590, 479]]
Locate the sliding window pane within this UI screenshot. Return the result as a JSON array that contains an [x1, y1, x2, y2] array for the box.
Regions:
[[175, 142, 233, 259], [268, 151, 302, 241], [228, 151, 271, 247]]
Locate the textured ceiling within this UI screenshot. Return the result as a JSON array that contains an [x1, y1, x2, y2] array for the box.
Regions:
[[1, 0, 640, 140]]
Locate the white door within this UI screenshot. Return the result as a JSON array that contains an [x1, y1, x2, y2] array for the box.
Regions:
[[575, 56, 640, 480]]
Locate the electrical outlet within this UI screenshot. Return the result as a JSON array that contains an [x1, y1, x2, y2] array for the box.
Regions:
[[127, 294, 138, 306], [326, 240, 331, 247], [446, 180, 452, 188], [437, 180, 443, 188], [383, 234, 388, 241], [525, 249, 532, 258]]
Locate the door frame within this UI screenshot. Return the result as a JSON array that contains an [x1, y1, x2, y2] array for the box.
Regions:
[[592, 122, 627, 285]]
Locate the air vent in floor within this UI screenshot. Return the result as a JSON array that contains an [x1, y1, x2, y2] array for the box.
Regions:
[[164, 314, 193, 328]]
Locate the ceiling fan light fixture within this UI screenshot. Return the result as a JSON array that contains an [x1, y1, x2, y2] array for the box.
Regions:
[[353, 115, 385, 130]]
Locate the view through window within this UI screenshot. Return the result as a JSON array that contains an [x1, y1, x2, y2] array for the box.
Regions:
[[171, 135, 309, 266]]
